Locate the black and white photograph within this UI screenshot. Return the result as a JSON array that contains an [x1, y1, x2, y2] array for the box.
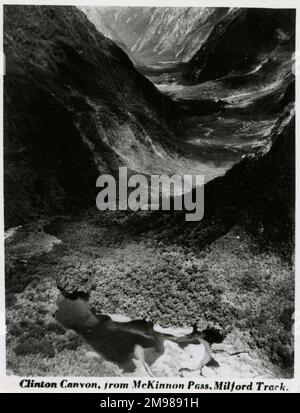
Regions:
[[1, 0, 298, 389]]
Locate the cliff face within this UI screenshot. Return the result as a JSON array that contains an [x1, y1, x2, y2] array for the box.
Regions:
[[183, 8, 295, 83], [4, 6, 176, 228], [80, 6, 229, 62]]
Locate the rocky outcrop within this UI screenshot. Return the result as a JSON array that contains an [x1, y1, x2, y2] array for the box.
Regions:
[[4, 5, 176, 228]]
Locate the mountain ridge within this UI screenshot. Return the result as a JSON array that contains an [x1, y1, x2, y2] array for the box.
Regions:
[[80, 6, 229, 63], [4, 5, 179, 228]]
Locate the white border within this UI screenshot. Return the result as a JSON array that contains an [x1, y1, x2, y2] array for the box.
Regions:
[[0, 0, 299, 393]]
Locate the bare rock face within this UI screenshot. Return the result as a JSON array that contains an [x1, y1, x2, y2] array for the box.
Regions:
[[4, 5, 176, 228], [80, 6, 229, 63], [183, 8, 295, 83]]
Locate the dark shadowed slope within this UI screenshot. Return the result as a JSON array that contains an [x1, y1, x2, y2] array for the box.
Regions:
[[4, 5, 178, 228], [183, 8, 295, 84]]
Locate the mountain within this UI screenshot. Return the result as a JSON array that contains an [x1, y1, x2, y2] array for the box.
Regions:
[[80, 6, 229, 63], [183, 8, 295, 83], [4, 5, 177, 228]]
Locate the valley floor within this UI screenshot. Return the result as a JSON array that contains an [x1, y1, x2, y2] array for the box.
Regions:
[[5, 210, 294, 377], [141, 61, 279, 177]]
